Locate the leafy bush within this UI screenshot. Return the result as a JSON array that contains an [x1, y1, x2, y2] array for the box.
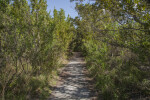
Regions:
[[0, 0, 74, 99]]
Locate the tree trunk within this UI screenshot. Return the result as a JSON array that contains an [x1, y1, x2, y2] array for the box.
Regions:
[[2, 86, 5, 100]]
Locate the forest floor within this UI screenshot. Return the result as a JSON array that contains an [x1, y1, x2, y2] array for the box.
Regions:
[[48, 52, 97, 100]]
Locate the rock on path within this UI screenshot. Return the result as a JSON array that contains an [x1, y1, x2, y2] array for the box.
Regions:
[[48, 52, 97, 100]]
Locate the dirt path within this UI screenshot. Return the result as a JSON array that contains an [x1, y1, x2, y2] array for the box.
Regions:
[[48, 52, 97, 100]]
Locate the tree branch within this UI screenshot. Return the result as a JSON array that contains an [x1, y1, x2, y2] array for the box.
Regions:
[[133, 15, 149, 26]]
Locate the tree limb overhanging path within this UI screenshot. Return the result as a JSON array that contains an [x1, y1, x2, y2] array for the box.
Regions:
[[49, 52, 97, 100]]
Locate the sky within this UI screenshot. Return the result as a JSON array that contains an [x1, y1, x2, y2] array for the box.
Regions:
[[27, 0, 95, 18], [47, 0, 78, 18]]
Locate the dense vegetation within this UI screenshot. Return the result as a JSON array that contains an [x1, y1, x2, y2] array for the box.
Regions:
[[72, 0, 150, 99], [0, 0, 150, 100], [0, 0, 74, 99]]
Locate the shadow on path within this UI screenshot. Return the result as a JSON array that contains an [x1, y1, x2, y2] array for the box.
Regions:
[[48, 52, 97, 100]]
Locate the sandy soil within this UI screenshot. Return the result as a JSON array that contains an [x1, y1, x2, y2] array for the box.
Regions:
[[48, 52, 97, 100]]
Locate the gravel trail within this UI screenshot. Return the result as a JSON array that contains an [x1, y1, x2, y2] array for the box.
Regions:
[[48, 52, 97, 100]]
